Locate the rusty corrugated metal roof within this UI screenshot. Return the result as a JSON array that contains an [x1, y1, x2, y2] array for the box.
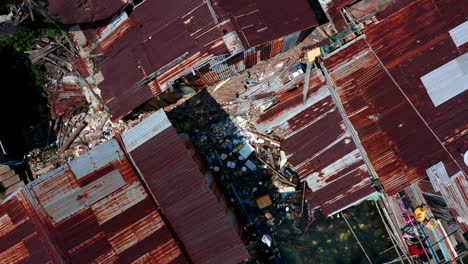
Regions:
[[213, 0, 318, 48], [324, 37, 447, 194], [363, 0, 467, 176], [0, 139, 188, 264], [332, 0, 356, 10], [48, 0, 123, 25], [324, 0, 467, 194], [49, 0, 228, 120], [51, 76, 86, 119], [426, 162, 468, 233], [123, 110, 250, 264], [255, 71, 376, 216], [0, 189, 58, 264], [48, 0, 318, 120]]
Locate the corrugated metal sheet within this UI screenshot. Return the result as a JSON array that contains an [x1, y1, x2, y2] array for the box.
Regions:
[[0, 139, 188, 264], [123, 110, 172, 152], [50, 0, 317, 120], [325, 38, 447, 194], [48, 0, 122, 25], [69, 138, 122, 179], [429, 170, 468, 233], [123, 109, 250, 264], [327, 3, 348, 31], [364, 0, 467, 176], [420, 53, 468, 107], [180, 32, 305, 88], [69, 26, 87, 46], [449, 20, 468, 48], [332, 0, 356, 9], [451, 173, 468, 232], [255, 71, 376, 216], [213, 0, 318, 48], [97, 18, 132, 51], [282, 32, 301, 52], [51, 76, 86, 120], [51, 0, 228, 120], [0, 189, 58, 264], [426, 162, 451, 191], [97, 11, 129, 42], [324, 0, 467, 194]]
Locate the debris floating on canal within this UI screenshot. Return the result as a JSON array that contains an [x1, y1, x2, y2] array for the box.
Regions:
[[167, 90, 397, 263]]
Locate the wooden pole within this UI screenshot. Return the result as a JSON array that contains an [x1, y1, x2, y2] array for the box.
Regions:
[[301, 183, 306, 215], [341, 212, 374, 264]]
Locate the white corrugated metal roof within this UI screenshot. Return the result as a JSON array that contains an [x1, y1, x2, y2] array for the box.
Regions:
[[98, 11, 129, 42], [449, 20, 468, 48], [421, 53, 468, 107], [69, 139, 122, 179], [122, 109, 172, 152]]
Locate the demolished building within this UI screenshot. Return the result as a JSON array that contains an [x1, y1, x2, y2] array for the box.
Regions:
[[241, 69, 378, 216]]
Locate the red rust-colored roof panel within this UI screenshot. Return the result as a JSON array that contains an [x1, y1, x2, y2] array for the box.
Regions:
[[327, 3, 348, 31], [0, 191, 56, 264], [324, 3, 467, 195], [48, 0, 123, 25], [363, 0, 467, 176], [256, 71, 376, 215], [98, 42, 154, 119], [0, 139, 187, 264], [142, 22, 197, 71], [124, 110, 250, 264], [332, 0, 356, 9], [325, 39, 430, 194], [52, 0, 317, 120], [214, 0, 318, 48]]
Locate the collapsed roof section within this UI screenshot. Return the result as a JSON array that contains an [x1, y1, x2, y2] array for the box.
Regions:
[[0, 110, 249, 263], [253, 70, 377, 216], [48, 0, 319, 120]]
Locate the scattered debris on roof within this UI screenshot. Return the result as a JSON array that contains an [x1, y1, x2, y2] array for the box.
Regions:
[[47, 0, 320, 120]]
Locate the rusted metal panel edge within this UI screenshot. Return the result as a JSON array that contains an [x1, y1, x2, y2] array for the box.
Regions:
[[326, 190, 379, 216], [114, 133, 193, 264], [321, 63, 379, 181], [19, 188, 69, 263], [122, 109, 172, 152]]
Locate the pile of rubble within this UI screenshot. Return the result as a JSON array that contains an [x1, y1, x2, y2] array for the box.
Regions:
[[28, 109, 157, 176]]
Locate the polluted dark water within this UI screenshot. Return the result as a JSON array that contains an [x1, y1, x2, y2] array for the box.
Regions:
[[167, 90, 397, 264], [277, 201, 395, 264]]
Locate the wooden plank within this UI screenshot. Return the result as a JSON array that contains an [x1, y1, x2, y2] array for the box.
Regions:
[[0, 165, 10, 175], [0, 170, 15, 182], [302, 61, 313, 105]]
